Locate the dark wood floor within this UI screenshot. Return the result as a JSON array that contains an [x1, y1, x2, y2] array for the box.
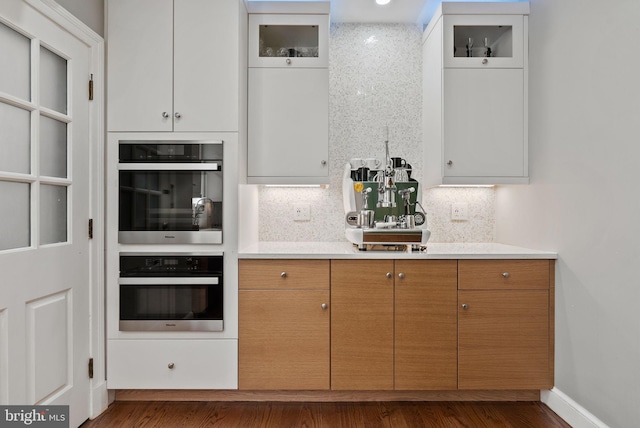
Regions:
[[81, 401, 570, 427]]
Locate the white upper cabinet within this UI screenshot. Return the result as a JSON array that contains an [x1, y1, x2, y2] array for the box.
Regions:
[[247, 2, 330, 185], [423, 2, 529, 186], [107, 0, 239, 132]]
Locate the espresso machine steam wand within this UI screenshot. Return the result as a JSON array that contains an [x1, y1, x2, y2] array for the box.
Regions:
[[377, 130, 397, 208]]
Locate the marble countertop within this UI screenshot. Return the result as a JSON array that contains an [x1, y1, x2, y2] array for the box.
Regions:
[[238, 242, 557, 259]]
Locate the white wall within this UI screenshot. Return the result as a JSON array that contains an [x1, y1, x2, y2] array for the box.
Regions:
[[495, 0, 640, 426]]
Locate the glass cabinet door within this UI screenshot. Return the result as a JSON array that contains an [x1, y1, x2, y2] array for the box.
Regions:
[[249, 14, 329, 68], [443, 14, 524, 68]]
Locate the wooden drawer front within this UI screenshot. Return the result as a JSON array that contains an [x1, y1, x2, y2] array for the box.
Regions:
[[107, 339, 237, 389], [458, 259, 549, 290], [239, 259, 330, 290]]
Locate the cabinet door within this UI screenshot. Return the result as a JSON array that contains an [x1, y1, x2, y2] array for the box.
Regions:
[[174, 0, 238, 132], [395, 260, 458, 390], [239, 289, 329, 390], [248, 13, 329, 68], [331, 260, 394, 390], [443, 14, 524, 68], [107, 0, 173, 131], [443, 68, 524, 178], [458, 289, 551, 389], [248, 68, 329, 183]]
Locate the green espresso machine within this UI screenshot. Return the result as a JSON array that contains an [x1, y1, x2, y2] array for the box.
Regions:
[[343, 144, 431, 251]]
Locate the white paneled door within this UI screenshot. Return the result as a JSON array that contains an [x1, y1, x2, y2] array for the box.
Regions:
[[0, 1, 97, 426]]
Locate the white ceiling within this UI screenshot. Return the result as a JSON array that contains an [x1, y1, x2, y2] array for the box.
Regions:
[[329, 0, 436, 25], [248, 0, 526, 26], [248, 0, 438, 25]]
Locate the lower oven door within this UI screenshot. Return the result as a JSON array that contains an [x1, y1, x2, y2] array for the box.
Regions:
[[119, 277, 223, 331]]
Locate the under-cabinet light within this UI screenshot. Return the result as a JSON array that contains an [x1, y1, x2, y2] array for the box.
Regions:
[[264, 185, 329, 189], [376, 0, 391, 5]]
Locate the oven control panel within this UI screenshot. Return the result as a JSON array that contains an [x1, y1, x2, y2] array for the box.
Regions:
[[120, 255, 223, 277]]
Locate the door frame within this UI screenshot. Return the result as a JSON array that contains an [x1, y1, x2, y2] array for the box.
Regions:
[[22, 0, 106, 419]]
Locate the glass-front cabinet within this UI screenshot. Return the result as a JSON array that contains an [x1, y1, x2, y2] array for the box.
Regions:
[[249, 13, 329, 68], [443, 14, 524, 68]]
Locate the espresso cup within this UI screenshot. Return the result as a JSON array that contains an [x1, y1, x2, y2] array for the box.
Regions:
[[391, 157, 406, 168], [349, 158, 365, 169], [354, 167, 370, 181], [364, 158, 381, 170]]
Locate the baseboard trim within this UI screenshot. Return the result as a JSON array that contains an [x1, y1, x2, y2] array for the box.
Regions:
[[541, 388, 609, 428], [115, 389, 540, 402]]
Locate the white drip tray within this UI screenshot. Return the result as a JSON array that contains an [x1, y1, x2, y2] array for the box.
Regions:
[[345, 227, 431, 249]]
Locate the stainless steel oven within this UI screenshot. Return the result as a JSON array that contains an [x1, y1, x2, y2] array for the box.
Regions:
[[119, 253, 223, 332], [118, 141, 223, 244]]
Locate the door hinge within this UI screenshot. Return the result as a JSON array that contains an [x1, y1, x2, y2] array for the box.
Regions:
[[88, 218, 93, 239], [89, 74, 94, 101], [88, 358, 94, 379]]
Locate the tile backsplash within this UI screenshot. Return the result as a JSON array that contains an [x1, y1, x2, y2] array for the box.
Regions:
[[258, 24, 496, 243]]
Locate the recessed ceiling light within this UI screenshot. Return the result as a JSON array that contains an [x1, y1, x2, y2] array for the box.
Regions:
[[376, 0, 391, 5]]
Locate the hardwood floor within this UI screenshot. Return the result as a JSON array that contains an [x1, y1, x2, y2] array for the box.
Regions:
[[81, 401, 570, 427]]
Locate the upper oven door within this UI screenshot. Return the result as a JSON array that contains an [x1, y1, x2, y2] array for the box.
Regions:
[[118, 142, 223, 244]]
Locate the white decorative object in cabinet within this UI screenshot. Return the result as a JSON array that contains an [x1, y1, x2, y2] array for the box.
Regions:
[[107, 0, 239, 132], [422, 2, 529, 186], [247, 2, 330, 185], [107, 339, 238, 389]]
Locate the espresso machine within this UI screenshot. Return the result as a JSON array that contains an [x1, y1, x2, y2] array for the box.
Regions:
[[343, 140, 431, 251]]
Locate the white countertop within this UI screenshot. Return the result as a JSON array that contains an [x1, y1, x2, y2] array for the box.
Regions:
[[238, 242, 557, 259]]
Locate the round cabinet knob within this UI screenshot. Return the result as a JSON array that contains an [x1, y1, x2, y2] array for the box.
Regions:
[[321, 303, 328, 310], [482, 58, 488, 65], [461, 304, 468, 310], [398, 273, 405, 279], [168, 362, 175, 369], [502, 272, 510, 278], [386, 272, 392, 279], [280, 271, 287, 278], [286, 58, 292, 65], [447, 160, 453, 166], [162, 112, 170, 118], [174, 112, 182, 119], [321, 160, 327, 166]]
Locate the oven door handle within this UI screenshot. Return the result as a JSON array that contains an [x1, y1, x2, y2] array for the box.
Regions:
[[119, 277, 219, 285], [118, 163, 221, 171]]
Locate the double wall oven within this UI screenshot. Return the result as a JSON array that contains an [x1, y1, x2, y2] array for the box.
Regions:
[[113, 138, 230, 334]]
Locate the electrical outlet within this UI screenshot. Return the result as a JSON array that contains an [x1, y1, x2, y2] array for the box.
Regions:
[[451, 203, 469, 221], [293, 204, 311, 221]]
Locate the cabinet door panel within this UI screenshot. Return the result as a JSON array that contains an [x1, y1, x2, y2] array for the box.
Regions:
[[443, 14, 524, 68], [248, 68, 329, 179], [174, 0, 238, 131], [444, 68, 524, 177], [107, 0, 173, 131], [331, 260, 394, 390], [458, 289, 551, 389], [395, 260, 458, 390], [239, 290, 329, 390]]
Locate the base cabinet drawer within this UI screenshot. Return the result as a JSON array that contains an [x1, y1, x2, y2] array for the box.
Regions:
[[107, 339, 237, 389]]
